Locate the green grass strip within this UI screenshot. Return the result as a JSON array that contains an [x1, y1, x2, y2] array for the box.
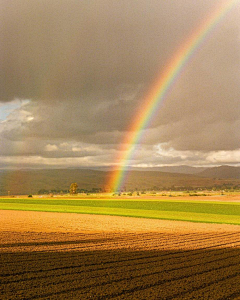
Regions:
[[0, 198, 240, 225], [0, 198, 239, 215]]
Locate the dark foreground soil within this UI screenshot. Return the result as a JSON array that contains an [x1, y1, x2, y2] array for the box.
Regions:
[[0, 210, 240, 300]]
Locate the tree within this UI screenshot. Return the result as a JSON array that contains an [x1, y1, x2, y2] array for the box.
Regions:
[[70, 183, 78, 195]]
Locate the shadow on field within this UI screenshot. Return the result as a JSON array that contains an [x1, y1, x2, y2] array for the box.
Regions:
[[0, 237, 114, 248], [1, 245, 240, 300]]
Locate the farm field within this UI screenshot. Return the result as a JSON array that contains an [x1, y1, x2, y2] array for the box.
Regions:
[[0, 194, 240, 225], [0, 210, 240, 299]]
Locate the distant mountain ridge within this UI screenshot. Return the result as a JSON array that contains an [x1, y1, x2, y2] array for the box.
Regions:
[[134, 165, 207, 174], [90, 165, 206, 174], [0, 166, 240, 195], [197, 165, 240, 179]]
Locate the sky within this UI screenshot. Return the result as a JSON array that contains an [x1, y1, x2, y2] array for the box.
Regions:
[[0, 0, 240, 169]]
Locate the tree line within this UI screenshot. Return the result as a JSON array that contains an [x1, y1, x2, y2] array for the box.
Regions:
[[37, 185, 102, 195], [37, 182, 240, 195]]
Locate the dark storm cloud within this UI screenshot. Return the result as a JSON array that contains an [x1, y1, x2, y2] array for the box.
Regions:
[[1, 0, 214, 100], [1, 0, 230, 102], [0, 0, 240, 167]]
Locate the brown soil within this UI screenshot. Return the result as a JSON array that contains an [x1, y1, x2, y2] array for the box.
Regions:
[[0, 210, 240, 299]]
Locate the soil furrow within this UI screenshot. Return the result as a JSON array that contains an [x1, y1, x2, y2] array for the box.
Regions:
[[1, 231, 238, 255], [7, 252, 239, 300], [2, 235, 240, 279], [95, 260, 240, 299], [218, 291, 240, 300], [1, 211, 239, 300], [2, 245, 237, 285], [2, 246, 239, 287], [165, 272, 240, 299], [1, 231, 239, 276]]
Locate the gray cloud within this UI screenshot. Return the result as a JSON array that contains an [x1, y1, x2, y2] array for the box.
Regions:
[[0, 0, 240, 168], [2, 0, 233, 101]]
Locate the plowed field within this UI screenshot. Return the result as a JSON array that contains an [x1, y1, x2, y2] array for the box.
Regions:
[[1, 210, 240, 299]]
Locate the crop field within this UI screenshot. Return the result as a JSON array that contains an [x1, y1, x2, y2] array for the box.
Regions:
[[0, 195, 240, 225], [0, 210, 240, 299]]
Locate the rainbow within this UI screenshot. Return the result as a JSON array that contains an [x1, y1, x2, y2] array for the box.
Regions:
[[108, 0, 238, 192]]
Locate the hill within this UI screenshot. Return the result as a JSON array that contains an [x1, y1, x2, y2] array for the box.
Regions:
[[0, 169, 106, 195], [91, 165, 206, 174], [197, 165, 240, 179], [0, 168, 240, 195], [133, 165, 206, 174]]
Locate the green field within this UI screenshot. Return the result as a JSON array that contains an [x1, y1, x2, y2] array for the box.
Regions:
[[0, 197, 240, 225]]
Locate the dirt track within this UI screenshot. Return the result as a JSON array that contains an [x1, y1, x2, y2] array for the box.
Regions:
[[1, 210, 240, 299]]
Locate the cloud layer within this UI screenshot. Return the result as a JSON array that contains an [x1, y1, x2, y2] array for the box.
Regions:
[[1, 0, 240, 168]]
